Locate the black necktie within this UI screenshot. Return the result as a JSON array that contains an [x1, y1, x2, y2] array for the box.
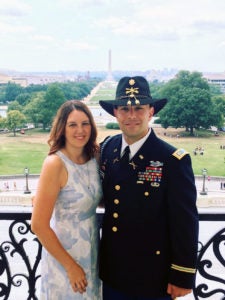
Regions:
[[120, 146, 130, 164]]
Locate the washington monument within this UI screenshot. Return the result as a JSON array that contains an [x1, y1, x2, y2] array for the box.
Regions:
[[106, 49, 114, 81]]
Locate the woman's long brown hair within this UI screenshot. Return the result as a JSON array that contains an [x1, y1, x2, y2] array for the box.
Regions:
[[48, 100, 99, 159]]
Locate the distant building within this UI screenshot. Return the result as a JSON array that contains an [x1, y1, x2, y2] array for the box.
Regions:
[[0, 73, 27, 87], [11, 77, 27, 87], [146, 69, 178, 82], [0, 71, 81, 86], [0, 106, 7, 118], [0, 73, 11, 85], [204, 72, 225, 93]]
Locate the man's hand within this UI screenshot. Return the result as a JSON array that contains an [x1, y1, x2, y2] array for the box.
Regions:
[[167, 283, 192, 299]]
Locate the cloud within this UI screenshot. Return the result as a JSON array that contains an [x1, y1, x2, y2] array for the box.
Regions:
[[0, 21, 33, 34], [57, 0, 110, 9], [218, 41, 225, 48], [0, 0, 32, 35], [1, 0, 225, 72], [94, 16, 179, 41], [0, 0, 31, 17], [31, 35, 55, 42], [193, 20, 225, 34], [104, 1, 225, 40], [63, 39, 97, 51]]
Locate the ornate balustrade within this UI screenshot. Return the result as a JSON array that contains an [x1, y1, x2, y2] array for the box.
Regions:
[[0, 207, 224, 300], [0, 208, 40, 300]]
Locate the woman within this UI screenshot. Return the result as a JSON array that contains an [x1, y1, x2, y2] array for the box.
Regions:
[[31, 100, 102, 300]]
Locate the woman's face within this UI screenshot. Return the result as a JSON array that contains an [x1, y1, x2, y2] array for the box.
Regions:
[[64, 109, 91, 150]]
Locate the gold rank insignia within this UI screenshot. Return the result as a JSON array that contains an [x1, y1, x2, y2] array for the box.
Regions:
[[129, 79, 135, 85], [113, 157, 119, 164], [172, 148, 188, 160], [129, 161, 138, 170], [126, 87, 139, 98], [125, 78, 140, 106]]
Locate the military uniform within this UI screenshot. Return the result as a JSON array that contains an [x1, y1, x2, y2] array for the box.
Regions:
[[99, 130, 199, 298]]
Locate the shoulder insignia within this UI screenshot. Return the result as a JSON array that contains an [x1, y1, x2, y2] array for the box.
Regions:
[[172, 148, 188, 160]]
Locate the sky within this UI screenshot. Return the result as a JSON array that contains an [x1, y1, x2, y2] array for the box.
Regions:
[[1, 0, 225, 73]]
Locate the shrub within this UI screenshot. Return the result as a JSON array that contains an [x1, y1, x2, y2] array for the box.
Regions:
[[105, 122, 120, 129]]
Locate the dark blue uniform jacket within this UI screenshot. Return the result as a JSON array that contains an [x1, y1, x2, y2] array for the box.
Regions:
[[99, 130, 199, 298]]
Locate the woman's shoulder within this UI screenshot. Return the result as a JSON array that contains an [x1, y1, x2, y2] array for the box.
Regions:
[[42, 153, 64, 172]]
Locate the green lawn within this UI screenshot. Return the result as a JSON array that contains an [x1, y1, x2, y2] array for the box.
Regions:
[[89, 89, 115, 103], [0, 128, 225, 176], [163, 136, 225, 176], [0, 131, 49, 175]]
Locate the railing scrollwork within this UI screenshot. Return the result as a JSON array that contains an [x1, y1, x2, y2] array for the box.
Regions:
[[193, 215, 225, 300], [0, 213, 42, 300], [0, 211, 225, 299]]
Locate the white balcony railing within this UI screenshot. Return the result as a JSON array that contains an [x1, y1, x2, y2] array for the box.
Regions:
[[0, 175, 225, 299]]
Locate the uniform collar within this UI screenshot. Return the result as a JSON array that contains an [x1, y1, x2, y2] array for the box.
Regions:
[[121, 128, 151, 159]]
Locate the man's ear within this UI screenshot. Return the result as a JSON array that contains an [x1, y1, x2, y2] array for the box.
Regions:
[[113, 108, 118, 117], [150, 106, 154, 117]]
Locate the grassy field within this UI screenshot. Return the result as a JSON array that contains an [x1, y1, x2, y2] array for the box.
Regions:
[[0, 130, 49, 175], [0, 127, 225, 176]]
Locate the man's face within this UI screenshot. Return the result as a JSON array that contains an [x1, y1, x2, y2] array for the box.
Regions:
[[113, 104, 154, 144]]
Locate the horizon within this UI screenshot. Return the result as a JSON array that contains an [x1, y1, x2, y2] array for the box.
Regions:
[[0, 67, 224, 77]]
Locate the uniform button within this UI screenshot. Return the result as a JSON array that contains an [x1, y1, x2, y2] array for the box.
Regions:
[[156, 250, 161, 255], [144, 191, 149, 196], [112, 226, 118, 232], [113, 212, 119, 218], [114, 199, 120, 204], [115, 185, 120, 190]]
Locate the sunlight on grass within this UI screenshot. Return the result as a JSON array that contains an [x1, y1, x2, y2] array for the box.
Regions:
[[0, 128, 224, 176]]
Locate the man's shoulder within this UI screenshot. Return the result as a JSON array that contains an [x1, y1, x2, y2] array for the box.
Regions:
[[152, 134, 189, 160], [172, 148, 189, 160], [100, 134, 121, 148], [151, 133, 176, 153]]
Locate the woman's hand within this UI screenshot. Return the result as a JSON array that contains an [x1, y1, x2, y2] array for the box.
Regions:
[[66, 262, 88, 294]]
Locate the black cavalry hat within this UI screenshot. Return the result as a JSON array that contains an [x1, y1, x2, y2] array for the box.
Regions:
[[99, 76, 167, 116]]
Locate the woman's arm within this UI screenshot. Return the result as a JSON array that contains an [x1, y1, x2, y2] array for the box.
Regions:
[[31, 155, 87, 293]]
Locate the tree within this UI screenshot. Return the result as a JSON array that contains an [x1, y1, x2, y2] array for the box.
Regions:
[[149, 81, 165, 99], [8, 100, 23, 112], [41, 84, 66, 129], [209, 84, 223, 96], [24, 84, 47, 94], [0, 116, 6, 129], [6, 110, 26, 136], [5, 82, 23, 102], [212, 95, 225, 127], [158, 71, 223, 135], [23, 92, 46, 127], [57, 80, 101, 100], [15, 93, 32, 106]]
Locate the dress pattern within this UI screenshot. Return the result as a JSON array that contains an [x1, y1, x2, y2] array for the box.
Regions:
[[40, 151, 102, 300]]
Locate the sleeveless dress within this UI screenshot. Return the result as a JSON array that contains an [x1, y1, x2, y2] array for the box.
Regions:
[[40, 151, 103, 300]]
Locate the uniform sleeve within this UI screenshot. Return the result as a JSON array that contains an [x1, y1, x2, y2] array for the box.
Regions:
[[166, 151, 199, 288]]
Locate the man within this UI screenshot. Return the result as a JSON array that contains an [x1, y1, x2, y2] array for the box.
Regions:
[[99, 76, 199, 300]]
